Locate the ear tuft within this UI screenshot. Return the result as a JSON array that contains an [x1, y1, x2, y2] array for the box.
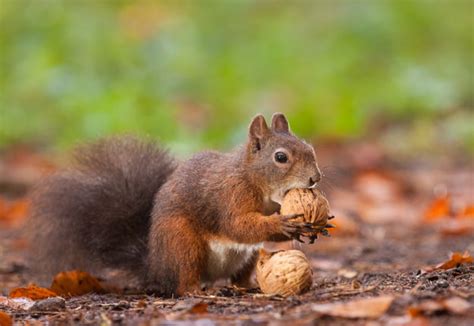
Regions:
[[271, 113, 290, 133]]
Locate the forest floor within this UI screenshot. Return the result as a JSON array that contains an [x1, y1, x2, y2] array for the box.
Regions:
[[0, 142, 473, 325]]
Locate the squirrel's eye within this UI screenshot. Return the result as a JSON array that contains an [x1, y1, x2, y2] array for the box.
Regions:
[[274, 151, 288, 163]]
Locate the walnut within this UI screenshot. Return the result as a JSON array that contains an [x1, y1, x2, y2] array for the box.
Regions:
[[281, 188, 330, 225], [256, 249, 313, 297], [280, 188, 334, 242]]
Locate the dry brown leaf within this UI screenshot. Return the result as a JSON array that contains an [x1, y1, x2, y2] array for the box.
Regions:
[[311, 295, 394, 319], [435, 251, 473, 270], [188, 302, 208, 314], [423, 196, 450, 222], [457, 205, 474, 219], [172, 300, 208, 314], [8, 285, 57, 301], [0, 312, 12, 326], [0, 197, 29, 227], [50, 270, 105, 297], [421, 251, 473, 274], [408, 297, 471, 317]]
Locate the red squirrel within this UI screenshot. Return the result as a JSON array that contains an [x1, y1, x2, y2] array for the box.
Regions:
[[27, 113, 322, 296]]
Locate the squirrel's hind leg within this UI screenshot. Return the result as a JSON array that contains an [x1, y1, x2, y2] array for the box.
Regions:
[[148, 216, 207, 297], [230, 250, 258, 288]]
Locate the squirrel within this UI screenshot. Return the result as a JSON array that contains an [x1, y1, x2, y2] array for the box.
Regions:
[[27, 113, 322, 297]]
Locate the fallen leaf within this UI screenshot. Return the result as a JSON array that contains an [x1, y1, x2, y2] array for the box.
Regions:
[[0, 312, 12, 326], [423, 196, 450, 222], [50, 270, 105, 297], [457, 205, 474, 219], [435, 251, 473, 270], [188, 302, 208, 314], [172, 300, 208, 314], [408, 300, 441, 317], [421, 251, 473, 274], [311, 295, 394, 319], [0, 197, 29, 227], [408, 297, 471, 317], [9, 285, 57, 300]]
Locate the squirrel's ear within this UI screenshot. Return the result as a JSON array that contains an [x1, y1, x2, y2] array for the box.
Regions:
[[271, 112, 290, 133], [248, 114, 269, 152]]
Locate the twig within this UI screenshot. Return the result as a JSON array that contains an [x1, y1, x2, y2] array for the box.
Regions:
[[190, 293, 285, 302], [315, 282, 381, 299], [151, 300, 176, 306]]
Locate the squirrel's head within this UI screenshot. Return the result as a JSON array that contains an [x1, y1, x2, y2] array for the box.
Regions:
[[245, 113, 322, 204]]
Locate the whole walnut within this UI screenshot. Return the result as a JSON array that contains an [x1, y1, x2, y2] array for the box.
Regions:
[[256, 249, 313, 297], [281, 188, 331, 225]]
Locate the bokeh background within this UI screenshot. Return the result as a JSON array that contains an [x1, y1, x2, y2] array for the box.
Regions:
[[1, 0, 473, 157]]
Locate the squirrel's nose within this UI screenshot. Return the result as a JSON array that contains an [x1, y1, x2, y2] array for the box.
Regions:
[[309, 173, 321, 188]]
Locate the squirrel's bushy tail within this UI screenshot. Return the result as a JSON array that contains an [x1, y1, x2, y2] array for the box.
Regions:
[[27, 136, 176, 283]]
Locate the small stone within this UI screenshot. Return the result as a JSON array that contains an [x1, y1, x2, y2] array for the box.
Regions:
[[112, 300, 130, 310], [436, 279, 449, 288], [30, 297, 66, 311]]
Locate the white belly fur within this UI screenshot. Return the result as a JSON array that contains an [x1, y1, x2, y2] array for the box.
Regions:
[[203, 240, 263, 283]]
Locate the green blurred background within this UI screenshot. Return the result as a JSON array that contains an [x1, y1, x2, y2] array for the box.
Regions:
[[1, 0, 473, 155]]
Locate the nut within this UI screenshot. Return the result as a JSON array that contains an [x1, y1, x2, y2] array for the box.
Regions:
[[281, 188, 331, 226], [256, 249, 313, 297]]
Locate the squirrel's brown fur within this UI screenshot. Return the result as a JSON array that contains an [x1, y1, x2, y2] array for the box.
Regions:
[[27, 113, 321, 296]]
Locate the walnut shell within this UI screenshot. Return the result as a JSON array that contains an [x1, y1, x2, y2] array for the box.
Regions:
[[281, 188, 330, 226], [256, 249, 313, 297]]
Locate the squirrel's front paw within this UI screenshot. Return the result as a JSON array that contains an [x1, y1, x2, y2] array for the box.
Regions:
[[272, 214, 316, 243]]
